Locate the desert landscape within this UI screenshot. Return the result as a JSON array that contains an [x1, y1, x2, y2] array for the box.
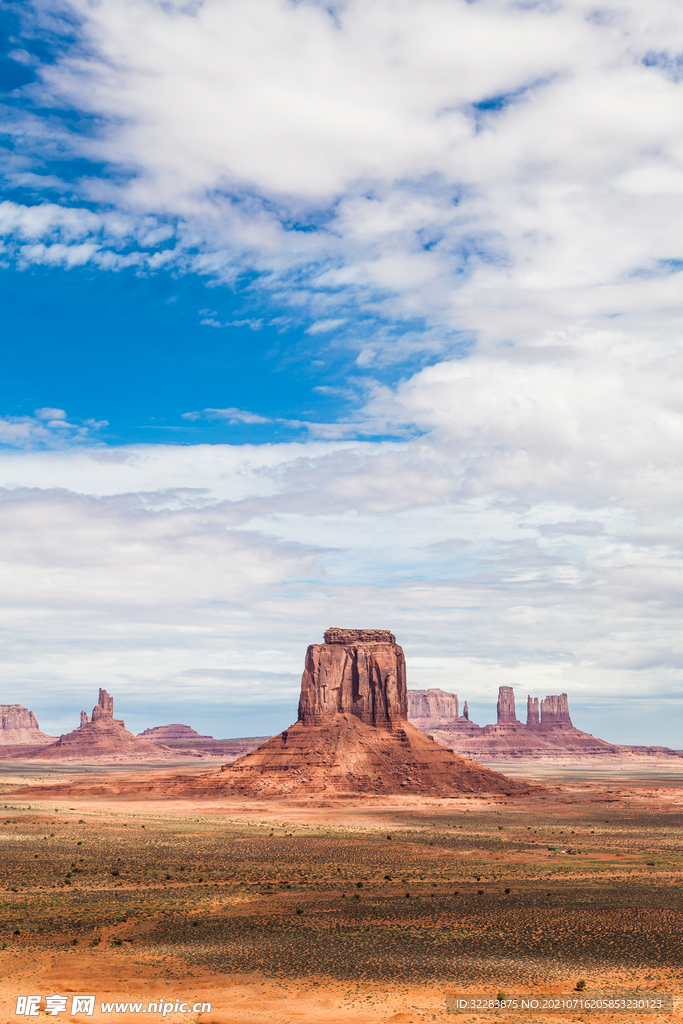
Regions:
[[0, 629, 680, 1023], [0, 763, 682, 1024], [5, 3, 683, 1021]]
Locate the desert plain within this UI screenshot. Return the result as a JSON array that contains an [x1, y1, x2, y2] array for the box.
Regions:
[[0, 759, 680, 1024]]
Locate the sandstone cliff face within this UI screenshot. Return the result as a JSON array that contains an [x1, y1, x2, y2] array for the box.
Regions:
[[216, 628, 532, 797], [0, 705, 54, 746], [409, 688, 479, 736], [298, 627, 407, 730]]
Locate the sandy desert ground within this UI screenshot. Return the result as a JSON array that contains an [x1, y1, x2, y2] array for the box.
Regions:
[[0, 759, 681, 1024]]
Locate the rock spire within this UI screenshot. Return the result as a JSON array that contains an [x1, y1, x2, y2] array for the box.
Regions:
[[496, 686, 517, 724], [92, 688, 114, 721], [526, 695, 540, 728]]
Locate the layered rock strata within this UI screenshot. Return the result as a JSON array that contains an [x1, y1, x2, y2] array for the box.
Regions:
[[213, 629, 531, 796], [0, 705, 54, 746]]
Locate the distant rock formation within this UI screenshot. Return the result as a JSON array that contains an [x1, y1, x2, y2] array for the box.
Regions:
[[408, 688, 458, 723], [24, 690, 171, 760], [496, 686, 517, 724], [212, 629, 532, 796], [526, 695, 540, 729], [79, 688, 115, 728], [409, 688, 480, 737], [408, 684, 683, 760], [0, 705, 54, 746], [138, 724, 214, 742], [541, 693, 572, 727]]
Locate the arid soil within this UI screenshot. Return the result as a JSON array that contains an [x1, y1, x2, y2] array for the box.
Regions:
[[0, 761, 681, 1024]]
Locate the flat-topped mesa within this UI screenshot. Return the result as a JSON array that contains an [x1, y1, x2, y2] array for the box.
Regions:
[[408, 688, 459, 722], [526, 695, 540, 729], [0, 704, 54, 746], [496, 686, 518, 725], [0, 705, 40, 732], [298, 627, 407, 730], [138, 724, 214, 742], [541, 693, 573, 728]]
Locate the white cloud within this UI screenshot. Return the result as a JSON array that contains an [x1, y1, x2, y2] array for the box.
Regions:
[[182, 407, 271, 424], [1, 0, 681, 353], [199, 317, 264, 328], [34, 408, 66, 421], [0, 411, 105, 449], [306, 319, 348, 334], [0, 437, 682, 744]]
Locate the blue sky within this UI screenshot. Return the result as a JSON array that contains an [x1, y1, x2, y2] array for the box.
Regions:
[[2, 0, 683, 745], [0, 263, 369, 444]]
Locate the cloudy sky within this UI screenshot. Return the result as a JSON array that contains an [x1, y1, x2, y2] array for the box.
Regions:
[[1, 0, 683, 744]]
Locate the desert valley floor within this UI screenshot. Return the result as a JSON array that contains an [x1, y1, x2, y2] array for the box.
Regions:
[[0, 760, 681, 1024]]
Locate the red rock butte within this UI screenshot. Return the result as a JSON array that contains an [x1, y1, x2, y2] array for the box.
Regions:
[[26, 689, 169, 760], [215, 629, 532, 797]]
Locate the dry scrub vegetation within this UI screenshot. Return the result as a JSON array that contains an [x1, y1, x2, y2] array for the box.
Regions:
[[0, 793, 681, 989]]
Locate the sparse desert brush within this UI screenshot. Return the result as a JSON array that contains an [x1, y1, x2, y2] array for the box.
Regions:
[[0, 798, 679, 988]]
